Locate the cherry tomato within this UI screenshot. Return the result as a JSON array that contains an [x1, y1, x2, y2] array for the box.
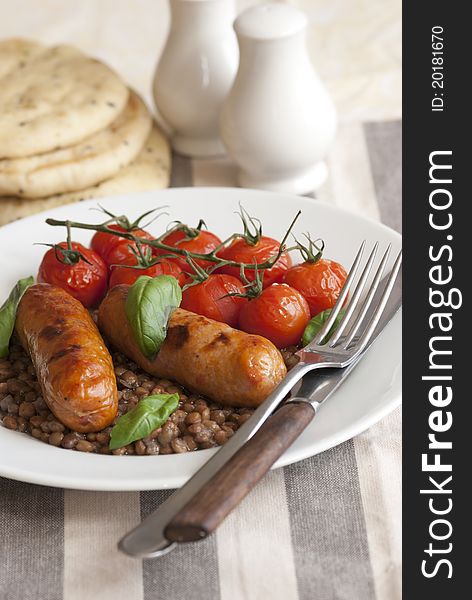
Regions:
[[91, 224, 154, 266], [238, 283, 310, 348], [154, 228, 222, 273], [106, 238, 153, 268], [283, 259, 347, 317], [218, 236, 292, 288], [181, 274, 247, 328], [38, 242, 108, 308], [109, 256, 185, 288], [91, 224, 127, 259]]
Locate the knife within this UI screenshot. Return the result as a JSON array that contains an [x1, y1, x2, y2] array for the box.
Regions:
[[119, 268, 401, 558]]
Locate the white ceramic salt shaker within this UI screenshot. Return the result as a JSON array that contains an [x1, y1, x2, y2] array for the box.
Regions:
[[220, 3, 337, 194], [153, 0, 239, 158]]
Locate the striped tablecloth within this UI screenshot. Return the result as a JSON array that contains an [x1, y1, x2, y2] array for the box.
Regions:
[[0, 1, 401, 598], [0, 120, 401, 600]]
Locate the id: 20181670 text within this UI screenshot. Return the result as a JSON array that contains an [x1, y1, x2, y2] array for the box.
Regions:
[[431, 25, 445, 112]]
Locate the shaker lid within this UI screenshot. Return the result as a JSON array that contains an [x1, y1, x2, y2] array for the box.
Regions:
[[234, 3, 307, 40]]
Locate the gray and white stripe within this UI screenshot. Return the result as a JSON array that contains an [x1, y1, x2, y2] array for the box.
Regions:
[[0, 479, 63, 600], [141, 490, 220, 600], [0, 119, 401, 600]]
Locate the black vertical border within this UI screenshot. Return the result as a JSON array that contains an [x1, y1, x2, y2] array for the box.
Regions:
[[403, 2, 467, 596]]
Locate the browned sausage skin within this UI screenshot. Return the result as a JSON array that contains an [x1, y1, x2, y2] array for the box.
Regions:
[[98, 285, 287, 408], [15, 283, 118, 432]]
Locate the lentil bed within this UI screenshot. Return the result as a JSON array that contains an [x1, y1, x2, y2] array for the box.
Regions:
[[0, 340, 259, 455]]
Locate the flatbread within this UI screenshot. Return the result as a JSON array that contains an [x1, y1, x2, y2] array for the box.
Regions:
[[0, 39, 45, 78], [0, 91, 152, 198], [0, 40, 129, 158], [0, 124, 171, 226]]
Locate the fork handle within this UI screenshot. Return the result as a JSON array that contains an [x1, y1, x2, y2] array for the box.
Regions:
[[164, 401, 315, 543]]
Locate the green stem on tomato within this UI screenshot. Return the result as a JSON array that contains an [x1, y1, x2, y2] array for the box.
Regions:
[[236, 204, 263, 246], [45, 209, 303, 274], [92, 205, 170, 232], [293, 233, 325, 263]]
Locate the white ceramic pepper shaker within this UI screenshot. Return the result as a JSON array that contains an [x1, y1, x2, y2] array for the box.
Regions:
[[220, 3, 337, 194], [153, 0, 239, 158]]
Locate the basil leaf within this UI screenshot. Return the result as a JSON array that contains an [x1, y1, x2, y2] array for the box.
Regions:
[[109, 393, 179, 450], [125, 275, 182, 360], [0, 276, 34, 359], [301, 308, 347, 347]]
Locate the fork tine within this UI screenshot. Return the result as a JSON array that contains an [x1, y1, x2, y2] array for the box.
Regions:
[[342, 244, 392, 348], [328, 242, 379, 346], [343, 244, 392, 348], [346, 249, 402, 353], [313, 240, 366, 345]]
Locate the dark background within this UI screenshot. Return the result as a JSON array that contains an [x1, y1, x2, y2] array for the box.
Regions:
[[403, 1, 467, 596]]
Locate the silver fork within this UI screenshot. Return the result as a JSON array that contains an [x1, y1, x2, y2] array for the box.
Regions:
[[295, 241, 401, 369], [119, 241, 402, 557]]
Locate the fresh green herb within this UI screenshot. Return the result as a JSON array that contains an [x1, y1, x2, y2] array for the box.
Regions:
[[0, 276, 34, 358], [109, 393, 179, 450], [301, 308, 346, 347], [125, 275, 182, 360]]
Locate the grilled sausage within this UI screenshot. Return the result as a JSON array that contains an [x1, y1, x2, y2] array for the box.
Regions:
[[98, 285, 287, 408], [15, 283, 118, 432]]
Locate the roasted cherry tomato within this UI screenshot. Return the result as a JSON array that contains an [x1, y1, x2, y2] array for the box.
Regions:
[[283, 258, 347, 317], [91, 224, 154, 267], [181, 274, 247, 328], [106, 238, 153, 269], [38, 242, 108, 308], [91, 224, 127, 259], [218, 236, 292, 288], [109, 257, 185, 288], [238, 283, 310, 348], [154, 228, 222, 273]]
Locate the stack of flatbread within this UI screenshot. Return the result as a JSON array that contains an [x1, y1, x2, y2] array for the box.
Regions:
[[0, 39, 171, 226]]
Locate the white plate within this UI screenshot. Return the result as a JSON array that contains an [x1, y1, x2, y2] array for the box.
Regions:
[[0, 188, 401, 490]]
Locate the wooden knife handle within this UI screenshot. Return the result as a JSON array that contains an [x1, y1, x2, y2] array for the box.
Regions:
[[164, 401, 315, 543]]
